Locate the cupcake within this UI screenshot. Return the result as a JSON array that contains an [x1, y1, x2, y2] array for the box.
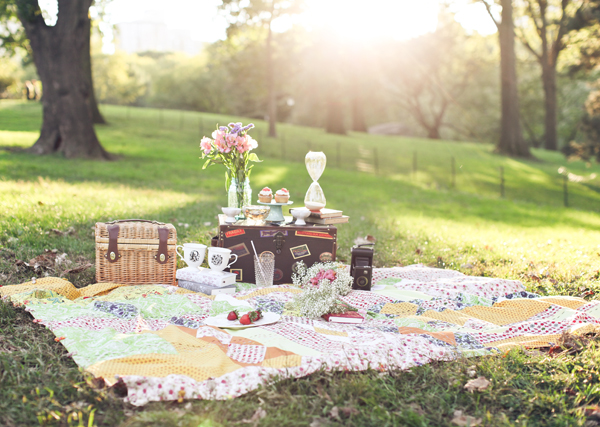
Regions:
[[258, 187, 273, 203], [275, 188, 290, 203]]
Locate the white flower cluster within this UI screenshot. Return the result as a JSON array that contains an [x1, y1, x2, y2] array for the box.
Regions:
[[290, 262, 353, 318]]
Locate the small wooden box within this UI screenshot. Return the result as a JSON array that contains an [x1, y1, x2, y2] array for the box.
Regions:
[[95, 220, 177, 285]]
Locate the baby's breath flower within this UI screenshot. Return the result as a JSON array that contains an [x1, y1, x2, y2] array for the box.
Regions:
[[290, 262, 353, 318]]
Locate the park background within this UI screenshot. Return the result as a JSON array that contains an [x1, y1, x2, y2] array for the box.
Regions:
[[3, 1, 600, 426]]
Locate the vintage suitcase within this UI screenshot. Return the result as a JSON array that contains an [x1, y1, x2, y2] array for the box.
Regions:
[[95, 219, 177, 285], [212, 215, 337, 284]]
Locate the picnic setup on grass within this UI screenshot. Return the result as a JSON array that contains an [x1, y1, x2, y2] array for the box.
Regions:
[[2, 123, 600, 407]]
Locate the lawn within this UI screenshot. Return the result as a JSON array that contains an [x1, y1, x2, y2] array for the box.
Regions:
[[1, 100, 600, 426]]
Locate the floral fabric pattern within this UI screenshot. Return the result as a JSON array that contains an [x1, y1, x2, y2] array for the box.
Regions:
[[2, 265, 599, 407]]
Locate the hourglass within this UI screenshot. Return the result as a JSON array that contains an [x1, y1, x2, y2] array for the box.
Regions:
[[304, 151, 327, 211]]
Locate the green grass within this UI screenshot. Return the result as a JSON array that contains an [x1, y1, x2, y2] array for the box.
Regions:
[[1, 100, 600, 426]]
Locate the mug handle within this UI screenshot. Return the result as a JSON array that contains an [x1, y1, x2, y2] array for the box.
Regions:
[[176, 245, 185, 261], [227, 254, 238, 268]]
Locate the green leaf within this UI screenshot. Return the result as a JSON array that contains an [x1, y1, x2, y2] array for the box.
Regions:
[[202, 159, 212, 170], [248, 153, 262, 162]]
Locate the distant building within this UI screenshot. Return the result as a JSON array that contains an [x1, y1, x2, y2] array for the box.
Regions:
[[115, 20, 203, 55]]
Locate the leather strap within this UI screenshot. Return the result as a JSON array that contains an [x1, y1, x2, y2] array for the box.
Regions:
[[155, 227, 169, 264], [106, 219, 165, 225], [106, 224, 121, 263]]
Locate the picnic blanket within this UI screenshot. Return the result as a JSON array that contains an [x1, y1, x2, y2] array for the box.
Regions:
[[2, 265, 600, 406]]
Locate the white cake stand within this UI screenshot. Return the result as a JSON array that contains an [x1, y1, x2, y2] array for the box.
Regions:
[[257, 200, 294, 223]]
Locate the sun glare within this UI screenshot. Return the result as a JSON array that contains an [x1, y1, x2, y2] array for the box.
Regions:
[[300, 0, 439, 41]]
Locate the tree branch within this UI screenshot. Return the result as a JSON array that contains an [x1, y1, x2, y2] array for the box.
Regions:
[[481, 0, 500, 29], [526, 0, 544, 39]]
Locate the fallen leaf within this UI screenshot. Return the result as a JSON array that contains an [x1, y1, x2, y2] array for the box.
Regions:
[[64, 263, 93, 274], [329, 406, 339, 419], [451, 410, 482, 426], [415, 248, 422, 255], [309, 418, 327, 427], [241, 407, 266, 424], [464, 376, 490, 393]]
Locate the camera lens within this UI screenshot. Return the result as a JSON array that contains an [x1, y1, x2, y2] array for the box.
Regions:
[[357, 276, 369, 287]]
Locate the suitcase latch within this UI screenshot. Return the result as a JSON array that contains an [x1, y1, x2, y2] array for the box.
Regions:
[[273, 231, 285, 254]]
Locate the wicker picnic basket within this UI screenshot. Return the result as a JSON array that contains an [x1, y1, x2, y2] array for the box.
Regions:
[[95, 219, 177, 285]]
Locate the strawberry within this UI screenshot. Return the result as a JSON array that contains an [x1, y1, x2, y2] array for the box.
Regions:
[[227, 310, 239, 321], [248, 310, 261, 323], [239, 314, 251, 325]]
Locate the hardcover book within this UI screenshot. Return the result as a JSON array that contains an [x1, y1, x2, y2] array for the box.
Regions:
[[308, 208, 343, 219], [322, 311, 364, 324], [305, 215, 349, 225]]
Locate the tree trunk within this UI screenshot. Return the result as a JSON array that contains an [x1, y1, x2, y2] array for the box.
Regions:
[[266, 21, 277, 138], [427, 127, 441, 139], [497, 0, 531, 158], [350, 75, 367, 132], [82, 16, 106, 125], [326, 100, 346, 135], [542, 63, 558, 151], [17, 0, 110, 159]]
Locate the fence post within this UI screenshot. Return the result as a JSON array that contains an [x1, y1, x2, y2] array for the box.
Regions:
[[337, 142, 341, 168], [563, 175, 568, 207], [412, 151, 417, 178], [373, 148, 379, 175], [451, 156, 456, 188], [500, 167, 505, 198]]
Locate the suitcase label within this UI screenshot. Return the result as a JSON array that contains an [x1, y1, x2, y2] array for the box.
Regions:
[[295, 230, 333, 240], [290, 244, 311, 259], [225, 229, 245, 238], [228, 242, 251, 258], [260, 230, 289, 238]]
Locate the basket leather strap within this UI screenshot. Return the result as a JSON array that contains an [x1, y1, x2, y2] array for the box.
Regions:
[[106, 224, 121, 263], [106, 219, 165, 225], [155, 227, 169, 264]]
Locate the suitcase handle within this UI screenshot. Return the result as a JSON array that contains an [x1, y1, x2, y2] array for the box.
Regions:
[[106, 219, 166, 225]]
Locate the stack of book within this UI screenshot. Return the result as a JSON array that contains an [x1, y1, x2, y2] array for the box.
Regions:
[[304, 208, 349, 225]]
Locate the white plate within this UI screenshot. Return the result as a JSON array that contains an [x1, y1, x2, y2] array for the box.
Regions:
[[204, 311, 281, 329]]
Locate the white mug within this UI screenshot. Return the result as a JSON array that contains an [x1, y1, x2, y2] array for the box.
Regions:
[[176, 243, 207, 268], [208, 247, 238, 272]]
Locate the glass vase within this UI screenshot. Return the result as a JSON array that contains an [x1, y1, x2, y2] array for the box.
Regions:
[[228, 177, 252, 209]]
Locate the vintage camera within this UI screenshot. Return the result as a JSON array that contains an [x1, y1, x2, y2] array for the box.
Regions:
[[350, 243, 374, 291]]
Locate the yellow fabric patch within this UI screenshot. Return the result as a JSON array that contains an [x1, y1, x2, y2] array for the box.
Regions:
[[0, 278, 79, 300], [87, 344, 241, 385], [314, 327, 349, 337], [78, 282, 126, 298], [420, 310, 472, 326], [143, 326, 212, 353], [462, 299, 551, 326], [380, 302, 418, 316], [262, 354, 303, 369], [537, 296, 587, 310]]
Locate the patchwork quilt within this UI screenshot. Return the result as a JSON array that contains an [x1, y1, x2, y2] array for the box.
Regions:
[[2, 265, 599, 406]]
